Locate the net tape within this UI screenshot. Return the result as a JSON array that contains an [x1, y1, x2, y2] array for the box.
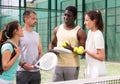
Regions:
[[50, 76, 120, 84]]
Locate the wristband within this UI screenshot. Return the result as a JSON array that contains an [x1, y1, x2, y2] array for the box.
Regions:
[[21, 62, 26, 68]]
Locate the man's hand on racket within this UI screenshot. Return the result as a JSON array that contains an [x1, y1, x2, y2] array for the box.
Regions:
[[23, 64, 39, 71]]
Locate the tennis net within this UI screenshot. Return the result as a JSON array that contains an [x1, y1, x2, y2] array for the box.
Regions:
[[50, 75, 120, 84]]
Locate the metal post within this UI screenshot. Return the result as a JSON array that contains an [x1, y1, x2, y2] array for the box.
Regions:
[[82, 0, 85, 30], [105, 0, 107, 60], [60, 2, 62, 24], [55, 0, 57, 26], [0, 0, 1, 30], [24, 0, 26, 10], [48, 0, 51, 44], [75, 0, 78, 24], [19, 0, 21, 24]]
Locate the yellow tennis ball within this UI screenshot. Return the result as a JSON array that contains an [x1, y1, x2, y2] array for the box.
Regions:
[[77, 48, 83, 54], [65, 41, 70, 45], [62, 42, 67, 47], [79, 46, 84, 51], [61, 41, 70, 47], [73, 47, 78, 52], [77, 46, 84, 54]]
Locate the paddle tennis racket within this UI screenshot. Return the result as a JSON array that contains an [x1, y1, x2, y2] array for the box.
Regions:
[[53, 47, 72, 54], [34, 52, 58, 70]]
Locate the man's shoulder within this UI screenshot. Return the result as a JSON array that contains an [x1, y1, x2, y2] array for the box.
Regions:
[[32, 31, 39, 34], [32, 31, 39, 37], [54, 24, 62, 31]]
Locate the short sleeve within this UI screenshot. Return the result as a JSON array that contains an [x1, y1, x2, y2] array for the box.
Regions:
[[1, 43, 14, 54], [94, 32, 104, 49]]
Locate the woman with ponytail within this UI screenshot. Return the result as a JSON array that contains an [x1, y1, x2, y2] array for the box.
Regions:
[[0, 21, 23, 84], [84, 10, 106, 78]]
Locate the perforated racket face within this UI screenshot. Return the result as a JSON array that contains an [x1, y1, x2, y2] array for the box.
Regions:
[[53, 47, 72, 54], [35, 52, 58, 70]]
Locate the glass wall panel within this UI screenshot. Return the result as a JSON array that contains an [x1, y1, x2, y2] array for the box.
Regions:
[[0, 0, 120, 62]]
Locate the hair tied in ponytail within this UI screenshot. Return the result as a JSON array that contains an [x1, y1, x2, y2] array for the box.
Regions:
[[5, 32, 9, 39], [96, 10, 101, 14]]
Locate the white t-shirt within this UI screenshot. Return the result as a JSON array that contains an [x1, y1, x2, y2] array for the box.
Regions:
[[85, 30, 106, 78]]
